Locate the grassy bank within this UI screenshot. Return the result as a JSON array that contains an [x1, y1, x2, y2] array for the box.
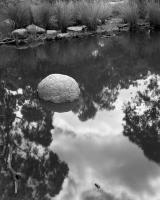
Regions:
[[0, 0, 113, 34], [1, 0, 160, 39], [119, 0, 160, 30]]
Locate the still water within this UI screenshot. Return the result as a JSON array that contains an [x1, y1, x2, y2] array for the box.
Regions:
[[0, 32, 160, 200]]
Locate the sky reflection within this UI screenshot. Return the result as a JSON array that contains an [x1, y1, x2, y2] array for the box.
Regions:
[[51, 83, 160, 200]]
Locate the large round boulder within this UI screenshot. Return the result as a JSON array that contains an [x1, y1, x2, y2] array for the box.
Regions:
[[38, 74, 80, 103]]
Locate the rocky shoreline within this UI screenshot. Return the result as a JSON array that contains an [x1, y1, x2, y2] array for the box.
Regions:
[[0, 17, 151, 49]]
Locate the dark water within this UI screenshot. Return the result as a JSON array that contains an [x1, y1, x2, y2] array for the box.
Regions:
[[1, 32, 160, 200]]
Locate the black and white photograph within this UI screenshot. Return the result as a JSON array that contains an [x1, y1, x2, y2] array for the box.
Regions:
[[0, 0, 160, 199]]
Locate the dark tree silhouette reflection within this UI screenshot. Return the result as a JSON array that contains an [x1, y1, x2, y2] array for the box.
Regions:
[[123, 75, 160, 163], [0, 33, 156, 121], [0, 82, 69, 200]]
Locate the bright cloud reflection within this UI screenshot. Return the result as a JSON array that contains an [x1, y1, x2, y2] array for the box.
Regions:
[[51, 81, 160, 200]]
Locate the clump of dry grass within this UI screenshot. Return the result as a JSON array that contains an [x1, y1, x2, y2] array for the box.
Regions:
[[75, 0, 111, 31], [119, 1, 139, 30], [0, 0, 113, 32], [31, 3, 54, 29], [53, 1, 75, 32], [97, 1, 112, 24], [146, 1, 160, 29], [77, 0, 100, 30], [2, 1, 32, 28]]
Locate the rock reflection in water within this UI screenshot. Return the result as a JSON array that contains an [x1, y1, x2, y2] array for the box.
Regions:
[[123, 74, 160, 164], [1, 33, 160, 121], [0, 82, 69, 200], [1, 32, 160, 199]]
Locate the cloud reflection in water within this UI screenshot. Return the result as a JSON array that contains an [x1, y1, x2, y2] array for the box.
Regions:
[[51, 85, 160, 200]]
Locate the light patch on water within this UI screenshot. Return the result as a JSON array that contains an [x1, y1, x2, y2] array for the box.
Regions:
[[91, 50, 99, 57], [51, 75, 160, 200], [51, 130, 160, 200], [98, 41, 105, 47], [52, 80, 141, 138]]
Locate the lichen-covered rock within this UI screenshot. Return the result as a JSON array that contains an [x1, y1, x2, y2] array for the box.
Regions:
[[12, 28, 28, 39], [26, 24, 45, 34], [38, 74, 80, 103]]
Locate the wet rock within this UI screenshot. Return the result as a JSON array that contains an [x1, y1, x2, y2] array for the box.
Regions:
[[137, 20, 150, 29], [57, 33, 71, 39], [117, 23, 128, 29], [12, 28, 28, 39], [46, 30, 58, 40], [3, 38, 16, 45], [26, 24, 46, 34], [117, 24, 129, 32], [38, 74, 80, 103], [67, 25, 87, 33]]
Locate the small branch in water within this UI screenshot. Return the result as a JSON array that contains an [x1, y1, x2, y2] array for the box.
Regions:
[[7, 145, 24, 194], [15, 116, 22, 120]]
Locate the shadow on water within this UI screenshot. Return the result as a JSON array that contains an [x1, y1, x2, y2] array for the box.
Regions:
[[1, 32, 160, 198]]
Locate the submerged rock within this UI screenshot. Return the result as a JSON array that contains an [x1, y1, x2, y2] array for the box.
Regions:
[[38, 74, 80, 103], [26, 24, 45, 34], [12, 28, 28, 39]]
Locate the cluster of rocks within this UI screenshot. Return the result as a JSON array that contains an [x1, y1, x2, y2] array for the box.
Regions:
[[11, 24, 88, 40], [0, 17, 150, 48], [1, 18, 126, 47], [12, 24, 46, 39], [0, 22, 92, 47]]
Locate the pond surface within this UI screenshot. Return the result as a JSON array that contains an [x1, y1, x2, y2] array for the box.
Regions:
[[1, 32, 160, 200]]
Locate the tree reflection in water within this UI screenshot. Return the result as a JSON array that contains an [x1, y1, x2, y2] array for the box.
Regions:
[[123, 75, 160, 164], [0, 33, 154, 121], [0, 82, 69, 200]]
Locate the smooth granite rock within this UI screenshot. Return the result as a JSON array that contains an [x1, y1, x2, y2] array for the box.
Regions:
[[38, 74, 80, 103]]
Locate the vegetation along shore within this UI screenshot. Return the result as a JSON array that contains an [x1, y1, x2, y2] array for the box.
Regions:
[[0, 0, 160, 47]]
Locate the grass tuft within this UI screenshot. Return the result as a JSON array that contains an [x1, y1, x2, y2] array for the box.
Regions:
[[53, 1, 74, 32], [119, 1, 139, 30], [147, 1, 160, 29], [31, 3, 54, 29], [76, 0, 101, 31], [2, 1, 32, 28], [97, 1, 112, 24]]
